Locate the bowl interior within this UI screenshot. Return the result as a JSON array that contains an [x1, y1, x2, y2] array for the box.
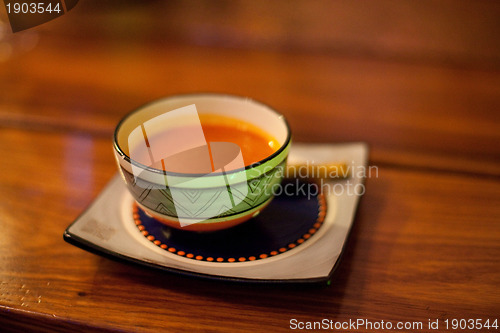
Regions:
[[115, 94, 290, 173]]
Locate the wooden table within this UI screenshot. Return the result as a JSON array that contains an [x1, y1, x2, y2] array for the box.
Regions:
[[1, 1, 499, 332]]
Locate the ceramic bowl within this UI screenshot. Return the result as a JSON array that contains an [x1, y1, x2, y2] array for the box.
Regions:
[[113, 94, 291, 231]]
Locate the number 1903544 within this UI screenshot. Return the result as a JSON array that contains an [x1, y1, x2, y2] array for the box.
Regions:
[[443, 318, 498, 330], [6, 2, 61, 14]]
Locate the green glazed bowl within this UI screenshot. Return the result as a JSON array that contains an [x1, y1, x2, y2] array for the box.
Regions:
[[113, 94, 291, 232]]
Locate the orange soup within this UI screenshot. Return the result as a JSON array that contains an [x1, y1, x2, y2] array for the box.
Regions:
[[130, 114, 279, 173], [199, 114, 278, 166]]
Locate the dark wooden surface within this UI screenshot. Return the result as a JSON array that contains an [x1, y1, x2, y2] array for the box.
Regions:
[[1, 1, 499, 332]]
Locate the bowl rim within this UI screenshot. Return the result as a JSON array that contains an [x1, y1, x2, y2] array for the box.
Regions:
[[113, 93, 292, 178]]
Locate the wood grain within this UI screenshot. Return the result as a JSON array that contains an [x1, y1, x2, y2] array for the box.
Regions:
[[1, 37, 499, 176], [1, 129, 499, 332], [40, 0, 500, 68], [1, 1, 499, 331]]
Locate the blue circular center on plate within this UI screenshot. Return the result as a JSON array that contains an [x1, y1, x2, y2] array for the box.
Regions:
[[136, 179, 326, 262]]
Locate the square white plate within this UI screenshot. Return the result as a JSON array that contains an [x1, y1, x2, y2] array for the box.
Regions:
[[64, 143, 368, 284]]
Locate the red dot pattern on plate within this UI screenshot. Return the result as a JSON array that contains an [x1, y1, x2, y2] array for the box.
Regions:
[[133, 191, 327, 263]]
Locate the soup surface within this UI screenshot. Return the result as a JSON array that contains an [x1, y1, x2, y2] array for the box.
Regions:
[[129, 114, 280, 173]]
